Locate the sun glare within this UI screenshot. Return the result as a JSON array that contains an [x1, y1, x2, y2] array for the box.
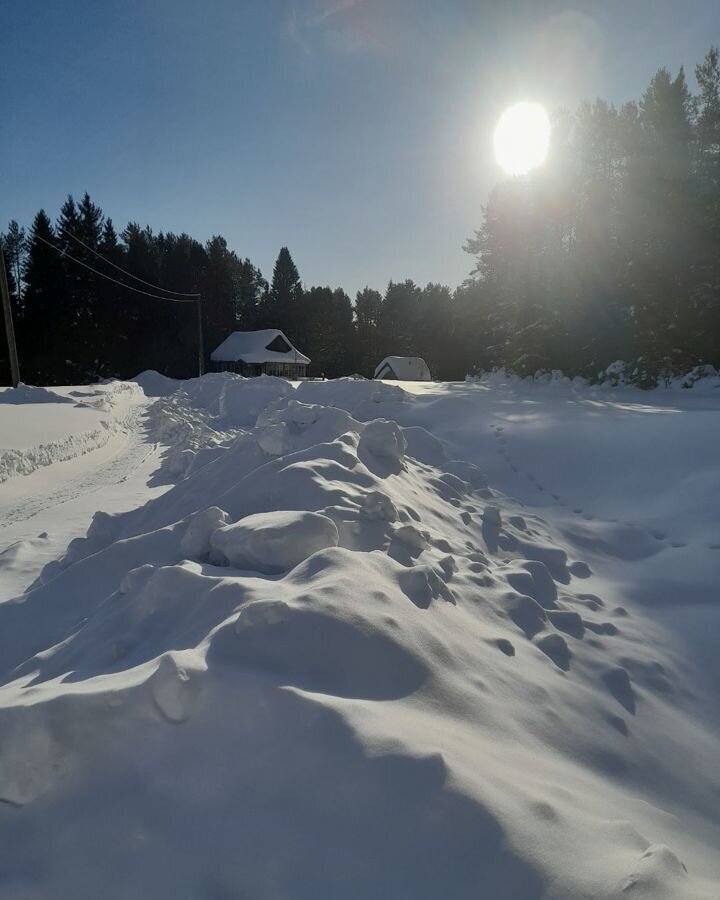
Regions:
[[493, 102, 550, 176]]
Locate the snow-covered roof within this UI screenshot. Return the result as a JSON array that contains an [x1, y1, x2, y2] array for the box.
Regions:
[[211, 330, 310, 365], [374, 356, 432, 381]]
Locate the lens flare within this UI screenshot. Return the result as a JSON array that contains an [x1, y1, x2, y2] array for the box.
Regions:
[[493, 102, 550, 175]]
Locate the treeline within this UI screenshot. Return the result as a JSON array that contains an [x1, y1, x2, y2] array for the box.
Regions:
[[464, 47, 720, 384], [3, 47, 720, 387], [0, 198, 463, 383]]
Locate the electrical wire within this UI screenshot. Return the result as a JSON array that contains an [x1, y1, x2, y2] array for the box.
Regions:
[[34, 233, 199, 303], [65, 230, 200, 297]]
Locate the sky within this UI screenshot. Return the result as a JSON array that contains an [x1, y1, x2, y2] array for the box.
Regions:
[[2, 0, 719, 298]]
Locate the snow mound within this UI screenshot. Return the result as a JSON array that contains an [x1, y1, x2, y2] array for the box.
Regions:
[[131, 368, 181, 397], [295, 377, 409, 417], [210, 510, 340, 573], [0, 373, 717, 898], [0, 383, 75, 405], [219, 375, 295, 426]]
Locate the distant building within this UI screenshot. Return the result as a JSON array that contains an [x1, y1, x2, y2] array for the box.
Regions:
[[211, 329, 310, 378], [374, 356, 432, 381]]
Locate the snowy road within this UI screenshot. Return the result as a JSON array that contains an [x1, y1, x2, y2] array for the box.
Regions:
[[0, 390, 168, 598]]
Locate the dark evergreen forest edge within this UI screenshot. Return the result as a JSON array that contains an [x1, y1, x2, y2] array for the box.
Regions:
[[3, 48, 720, 387]]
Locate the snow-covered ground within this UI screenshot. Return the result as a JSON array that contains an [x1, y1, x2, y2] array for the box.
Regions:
[[0, 382, 168, 599], [0, 372, 718, 899]]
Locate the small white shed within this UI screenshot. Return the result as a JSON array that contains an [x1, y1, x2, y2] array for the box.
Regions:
[[374, 356, 432, 382]]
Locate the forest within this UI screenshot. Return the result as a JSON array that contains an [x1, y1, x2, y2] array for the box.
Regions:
[[3, 47, 720, 387]]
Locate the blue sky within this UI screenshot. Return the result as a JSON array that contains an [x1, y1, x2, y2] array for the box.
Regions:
[[2, 0, 719, 297]]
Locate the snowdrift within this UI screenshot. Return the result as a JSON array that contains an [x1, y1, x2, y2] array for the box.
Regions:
[[0, 376, 718, 899], [0, 381, 144, 483]]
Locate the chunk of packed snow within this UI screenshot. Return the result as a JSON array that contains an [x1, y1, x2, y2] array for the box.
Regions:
[[358, 419, 407, 466], [181, 506, 230, 560], [219, 376, 295, 426], [210, 510, 340, 573]]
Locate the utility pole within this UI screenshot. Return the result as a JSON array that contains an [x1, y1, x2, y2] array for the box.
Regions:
[[197, 295, 204, 376], [0, 244, 20, 387]]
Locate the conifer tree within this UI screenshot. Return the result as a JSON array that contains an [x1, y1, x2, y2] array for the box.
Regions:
[[268, 247, 302, 340], [22, 211, 65, 382]]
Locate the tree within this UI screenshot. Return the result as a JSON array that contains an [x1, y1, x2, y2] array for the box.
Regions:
[[299, 286, 354, 376], [415, 283, 454, 379], [21, 211, 65, 383], [267, 247, 302, 340], [204, 235, 240, 358], [3, 220, 26, 313], [354, 287, 383, 375], [236, 259, 267, 329], [379, 280, 421, 358]]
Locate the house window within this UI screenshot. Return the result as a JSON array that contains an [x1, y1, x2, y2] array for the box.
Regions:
[[265, 336, 291, 354], [264, 362, 304, 378]]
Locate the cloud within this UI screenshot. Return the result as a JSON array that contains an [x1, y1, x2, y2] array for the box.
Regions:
[[283, 0, 399, 57]]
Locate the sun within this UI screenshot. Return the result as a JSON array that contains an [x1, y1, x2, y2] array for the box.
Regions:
[[493, 102, 551, 176]]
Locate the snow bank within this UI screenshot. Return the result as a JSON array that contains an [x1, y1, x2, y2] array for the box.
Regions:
[[0, 374, 718, 898], [131, 369, 181, 397], [467, 363, 720, 393], [0, 383, 77, 405], [0, 381, 146, 483]]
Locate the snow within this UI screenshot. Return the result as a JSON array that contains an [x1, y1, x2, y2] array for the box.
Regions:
[[0, 373, 718, 898], [210, 510, 340, 572], [374, 355, 432, 380], [0, 382, 143, 480], [210, 328, 311, 364]]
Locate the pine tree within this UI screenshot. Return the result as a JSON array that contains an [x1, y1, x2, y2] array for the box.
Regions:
[[204, 235, 240, 358], [379, 280, 421, 358], [693, 48, 720, 364], [236, 259, 267, 329], [268, 247, 302, 340], [74, 193, 106, 377], [629, 66, 696, 378], [415, 283, 453, 379], [301, 286, 354, 377], [22, 210, 65, 383], [354, 287, 383, 375]]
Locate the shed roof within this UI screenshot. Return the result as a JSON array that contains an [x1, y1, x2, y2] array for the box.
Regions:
[[211, 329, 310, 365], [374, 356, 432, 381]]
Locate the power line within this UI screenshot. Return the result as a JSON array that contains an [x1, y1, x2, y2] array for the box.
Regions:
[[34, 233, 198, 303], [65, 230, 200, 298], [34, 231, 205, 376]]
